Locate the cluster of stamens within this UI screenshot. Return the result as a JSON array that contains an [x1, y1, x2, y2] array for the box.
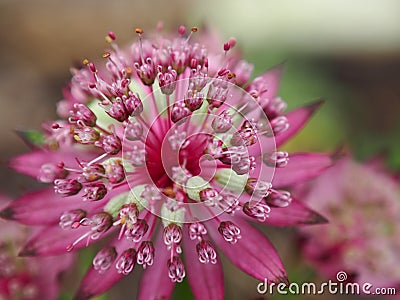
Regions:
[[42, 25, 294, 282]]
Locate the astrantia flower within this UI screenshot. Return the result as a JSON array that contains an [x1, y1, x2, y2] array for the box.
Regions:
[[298, 158, 400, 288], [0, 196, 73, 299], [1, 25, 332, 299]]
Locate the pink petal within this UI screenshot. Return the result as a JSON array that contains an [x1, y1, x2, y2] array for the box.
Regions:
[[74, 238, 132, 300], [274, 100, 324, 147], [264, 199, 328, 226], [183, 227, 224, 300], [0, 188, 83, 225], [138, 230, 175, 300], [74, 264, 123, 300], [246, 64, 284, 100], [10, 149, 94, 179], [19, 224, 113, 256], [0, 187, 121, 226], [10, 151, 55, 178], [207, 217, 288, 283], [0, 197, 75, 299], [34, 254, 75, 299], [272, 152, 333, 187]]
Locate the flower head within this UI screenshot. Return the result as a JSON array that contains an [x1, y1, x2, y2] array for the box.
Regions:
[[298, 158, 400, 287], [2, 25, 332, 299], [0, 196, 73, 300]]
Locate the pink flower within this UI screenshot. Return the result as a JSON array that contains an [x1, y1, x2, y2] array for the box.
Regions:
[[298, 158, 400, 288], [1, 25, 332, 299], [0, 195, 73, 299]]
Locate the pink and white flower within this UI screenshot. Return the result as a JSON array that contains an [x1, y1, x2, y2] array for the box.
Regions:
[[298, 158, 400, 288], [0, 195, 73, 299], [1, 25, 332, 299]]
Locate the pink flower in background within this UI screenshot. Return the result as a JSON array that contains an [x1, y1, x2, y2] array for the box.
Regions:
[[298, 158, 400, 288], [1, 25, 331, 299], [0, 196, 73, 300]]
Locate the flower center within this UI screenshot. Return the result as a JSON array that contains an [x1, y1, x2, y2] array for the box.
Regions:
[[144, 115, 208, 190]]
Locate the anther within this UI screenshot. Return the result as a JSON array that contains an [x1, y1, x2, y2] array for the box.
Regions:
[[124, 67, 133, 76], [88, 62, 97, 73], [223, 42, 231, 52], [245, 178, 272, 198], [218, 221, 241, 244], [38, 163, 68, 183], [171, 101, 191, 124], [178, 25, 186, 36], [136, 241, 155, 269], [163, 223, 183, 252], [113, 204, 139, 229], [108, 31, 116, 41], [93, 247, 117, 274], [73, 126, 100, 144], [97, 133, 122, 155], [265, 190, 292, 208], [184, 26, 198, 43], [125, 120, 143, 141], [251, 92, 259, 99], [124, 219, 149, 242], [188, 222, 207, 241], [67, 212, 113, 251], [212, 110, 233, 133], [196, 240, 217, 264], [243, 202, 271, 222], [116, 248, 136, 275], [199, 188, 222, 207], [81, 163, 105, 182], [263, 151, 289, 168], [168, 256, 185, 283], [69, 103, 97, 127], [54, 179, 82, 196], [104, 158, 125, 184], [82, 183, 107, 201], [59, 209, 87, 230]]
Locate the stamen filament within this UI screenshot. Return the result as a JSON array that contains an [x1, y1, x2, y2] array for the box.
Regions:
[[166, 94, 172, 128], [88, 153, 108, 166], [135, 28, 146, 66], [95, 124, 112, 135]]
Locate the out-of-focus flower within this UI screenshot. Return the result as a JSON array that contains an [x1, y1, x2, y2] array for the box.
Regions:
[[1, 25, 331, 300], [0, 195, 73, 299], [298, 158, 400, 288]]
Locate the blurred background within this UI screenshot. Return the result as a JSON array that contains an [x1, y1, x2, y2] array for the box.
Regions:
[[0, 0, 399, 299]]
